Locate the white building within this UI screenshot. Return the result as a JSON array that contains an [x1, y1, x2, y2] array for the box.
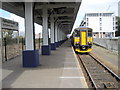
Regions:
[[82, 12, 116, 38], [118, 1, 120, 17]]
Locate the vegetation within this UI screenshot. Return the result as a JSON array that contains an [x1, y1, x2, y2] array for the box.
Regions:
[[2, 30, 42, 47], [19, 36, 25, 44], [2, 30, 15, 45], [2, 30, 25, 45]]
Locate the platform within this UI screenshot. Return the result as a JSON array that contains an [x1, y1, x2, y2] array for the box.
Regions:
[[2, 40, 88, 88]]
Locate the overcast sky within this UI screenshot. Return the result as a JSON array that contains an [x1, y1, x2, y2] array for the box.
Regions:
[[0, 0, 119, 35]]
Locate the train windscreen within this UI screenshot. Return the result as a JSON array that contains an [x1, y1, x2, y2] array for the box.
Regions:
[[74, 29, 80, 37], [88, 29, 92, 37]]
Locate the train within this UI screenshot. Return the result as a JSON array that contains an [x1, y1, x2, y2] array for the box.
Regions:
[[71, 26, 93, 53]]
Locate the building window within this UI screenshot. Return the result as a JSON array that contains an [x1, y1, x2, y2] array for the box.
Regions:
[[113, 27, 114, 30], [100, 27, 102, 30], [100, 22, 102, 26], [87, 23, 89, 26], [87, 18, 88, 21], [113, 22, 114, 26], [103, 13, 112, 16], [113, 17, 114, 21], [100, 18, 102, 21], [86, 13, 99, 16]]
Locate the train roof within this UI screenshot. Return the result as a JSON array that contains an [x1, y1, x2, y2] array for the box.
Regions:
[[71, 26, 92, 35], [75, 26, 92, 30]]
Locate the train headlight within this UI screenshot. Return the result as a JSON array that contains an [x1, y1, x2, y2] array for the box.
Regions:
[[76, 42, 79, 44], [88, 42, 92, 44]]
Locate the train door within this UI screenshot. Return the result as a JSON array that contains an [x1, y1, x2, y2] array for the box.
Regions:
[[81, 30, 87, 45]]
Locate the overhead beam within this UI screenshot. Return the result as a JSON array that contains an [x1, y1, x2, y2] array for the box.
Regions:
[[35, 14, 74, 18], [13, 3, 77, 11], [61, 23, 73, 24], [51, 14, 74, 17], [61, 26, 72, 29], [57, 19, 73, 22], [35, 4, 76, 9]]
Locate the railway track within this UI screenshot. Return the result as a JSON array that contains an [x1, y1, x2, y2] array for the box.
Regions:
[[77, 53, 120, 89]]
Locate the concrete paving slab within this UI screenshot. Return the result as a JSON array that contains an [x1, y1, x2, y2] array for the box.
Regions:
[[2, 40, 88, 88]]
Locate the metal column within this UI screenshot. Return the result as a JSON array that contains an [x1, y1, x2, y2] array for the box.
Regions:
[[57, 27, 60, 46], [55, 23, 59, 47], [59, 29, 62, 45], [22, 2, 39, 67], [25, 3, 34, 50], [50, 17, 56, 50], [41, 7, 51, 55]]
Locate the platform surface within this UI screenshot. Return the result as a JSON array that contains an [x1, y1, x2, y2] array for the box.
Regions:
[[2, 40, 88, 88]]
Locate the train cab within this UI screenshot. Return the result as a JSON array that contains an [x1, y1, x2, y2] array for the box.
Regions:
[[71, 27, 93, 53]]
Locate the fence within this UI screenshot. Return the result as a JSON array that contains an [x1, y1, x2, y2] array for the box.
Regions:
[[2, 30, 42, 63]]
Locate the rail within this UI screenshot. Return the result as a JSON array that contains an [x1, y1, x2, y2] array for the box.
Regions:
[[77, 53, 120, 89]]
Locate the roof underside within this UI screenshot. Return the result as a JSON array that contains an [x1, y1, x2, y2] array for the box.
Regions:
[[1, 1, 81, 34]]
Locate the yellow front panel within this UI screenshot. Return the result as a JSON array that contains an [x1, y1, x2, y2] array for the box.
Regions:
[[74, 37, 80, 45], [88, 37, 93, 43], [81, 31, 86, 45]]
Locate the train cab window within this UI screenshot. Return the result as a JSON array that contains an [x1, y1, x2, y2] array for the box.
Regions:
[[74, 30, 80, 37], [88, 29, 92, 37]]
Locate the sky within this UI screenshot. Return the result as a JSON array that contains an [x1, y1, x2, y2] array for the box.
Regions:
[[73, 0, 119, 30], [0, 0, 119, 36], [0, 9, 42, 36]]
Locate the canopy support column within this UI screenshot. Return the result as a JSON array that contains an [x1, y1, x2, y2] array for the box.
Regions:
[[22, 2, 39, 67], [41, 7, 51, 55]]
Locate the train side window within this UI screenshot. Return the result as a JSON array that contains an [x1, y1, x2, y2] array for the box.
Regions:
[[75, 31, 80, 37]]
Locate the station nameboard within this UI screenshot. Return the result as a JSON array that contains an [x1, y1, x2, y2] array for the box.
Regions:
[[1, 18, 18, 31]]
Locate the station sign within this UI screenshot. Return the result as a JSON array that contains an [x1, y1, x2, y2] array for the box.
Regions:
[[1, 18, 18, 31]]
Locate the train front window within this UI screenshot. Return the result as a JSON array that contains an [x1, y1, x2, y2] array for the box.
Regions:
[[75, 30, 80, 37], [88, 29, 92, 37]]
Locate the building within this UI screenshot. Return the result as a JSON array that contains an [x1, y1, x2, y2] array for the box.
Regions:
[[81, 12, 116, 38], [118, 1, 120, 17]]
